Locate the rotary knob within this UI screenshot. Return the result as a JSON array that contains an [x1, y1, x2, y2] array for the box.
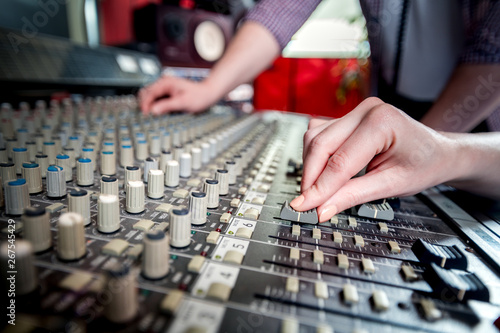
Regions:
[[120, 145, 134, 167], [165, 160, 179, 187], [63, 147, 76, 168], [57, 212, 86, 261], [1, 240, 37, 295], [35, 154, 48, 178], [101, 176, 119, 196], [101, 151, 116, 176], [56, 154, 72, 182], [209, 138, 217, 158], [26, 142, 36, 162], [81, 148, 96, 171], [68, 189, 91, 226], [0, 162, 16, 184], [170, 208, 191, 248], [201, 142, 210, 164], [97, 194, 120, 233], [76, 158, 94, 186], [216, 169, 229, 196], [225, 160, 237, 185], [124, 166, 141, 192], [190, 191, 207, 225], [143, 157, 158, 183], [5, 179, 30, 215], [147, 169, 164, 199], [191, 147, 202, 170], [13, 147, 29, 174], [204, 179, 220, 209], [233, 154, 243, 176], [179, 153, 192, 178], [136, 139, 148, 160], [173, 145, 183, 162], [22, 207, 51, 252], [150, 134, 161, 156], [102, 141, 115, 153], [104, 264, 138, 323], [142, 230, 169, 279], [0, 148, 7, 162], [21, 163, 42, 194], [46, 165, 66, 198], [126, 180, 145, 214], [42, 141, 56, 164], [160, 150, 172, 174]]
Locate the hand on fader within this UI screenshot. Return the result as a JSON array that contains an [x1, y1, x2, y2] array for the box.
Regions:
[[139, 76, 218, 115], [290, 97, 464, 222]]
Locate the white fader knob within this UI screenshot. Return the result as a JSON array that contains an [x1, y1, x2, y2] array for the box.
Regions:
[[142, 230, 170, 279], [1, 240, 37, 295], [165, 160, 179, 187], [21, 163, 43, 194], [216, 169, 229, 196], [57, 212, 86, 261], [101, 151, 116, 176], [126, 181, 145, 214], [170, 208, 191, 248], [225, 160, 237, 185], [204, 179, 220, 209], [98, 194, 120, 233], [76, 158, 94, 186], [5, 179, 30, 215], [46, 165, 66, 198], [143, 157, 158, 183], [22, 207, 51, 252], [104, 264, 138, 323], [179, 153, 192, 178], [189, 191, 207, 225], [68, 189, 91, 226], [101, 176, 119, 196], [147, 169, 164, 199]]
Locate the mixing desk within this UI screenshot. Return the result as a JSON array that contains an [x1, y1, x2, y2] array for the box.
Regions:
[[1, 96, 500, 333]]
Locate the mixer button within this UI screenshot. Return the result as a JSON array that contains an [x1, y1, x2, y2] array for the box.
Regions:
[[235, 227, 252, 239], [342, 284, 359, 304], [362, 258, 375, 274], [206, 231, 220, 244], [330, 215, 339, 225], [220, 213, 231, 223], [188, 255, 206, 273], [238, 187, 247, 195], [156, 203, 174, 213], [292, 224, 301, 236], [127, 244, 144, 259], [315, 281, 329, 299], [102, 239, 130, 256], [256, 184, 270, 193], [333, 231, 343, 244], [173, 188, 189, 199], [348, 216, 358, 227], [338, 254, 349, 269], [378, 222, 389, 233], [187, 178, 201, 187], [46, 202, 64, 213], [59, 271, 94, 292], [251, 197, 265, 205], [281, 318, 299, 333], [290, 248, 300, 260], [230, 198, 241, 207], [243, 208, 259, 220], [133, 219, 155, 232], [206, 282, 232, 302], [354, 235, 365, 247], [313, 249, 324, 265], [312, 228, 321, 240], [160, 290, 184, 314], [286, 277, 300, 293], [419, 299, 442, 321], [401, 265, 418, 281], [388, 241, 401, 253], [372, 290, 390, 311], [223, 250, 244, 265]]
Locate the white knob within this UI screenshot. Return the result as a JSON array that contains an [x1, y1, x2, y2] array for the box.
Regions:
[[98, 194, 120, 233], [21, 163, 42, 194], [22, 207, 51, 252], [161, 131, 171, 151], [190, 191, 207, 225], [126, 180, 145, 214], [165, 160, 179, 187], [201, 142, 210, 164], [120, 145, 134, 167], [104, 264, 138, 323], [81, 148, 96, 171], [225, 160, 237, 185], [102, 141, 115, 153], [142, 230, 169, 279], [209, 138, 217, 158], [76, 158, 94, 186], [179, 153, 192, 178], [26, 142, 36, 162], [0, 162, 16, 184], [13, 148, 29, 174], [216, 169, 229, 196], [1, 240, 37, 295], [191, 147, 201, 170], [68, 136, 81, 156], [68, 189, 91, 226], [143, 157, 158, 183], [170, 208, 191, 248], [35, 154, 48, 178], [46, 165, 66, 199], [100, 151, 116, 176], [160, 150, 172, 173], [63, 147, 76, 168], [57, 212, 86, 261], [135, 139, 148, 160], [42, 141, 56, 165], [204, 179, 219, 209], [101, 176, 119, 196], [233, 154, 243, 176], [147, 169, 164, 199], [124, 166, 141, 192], [56, 154, 72, 182], [0, 148, 7, 162], [173, 145, 183, 162], [16, 129, 28, 147], [150, 134, 161, 156]]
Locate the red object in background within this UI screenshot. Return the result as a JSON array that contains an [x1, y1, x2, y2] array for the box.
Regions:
[[253, 57, 369, 118], [100, 0, 161, 45]]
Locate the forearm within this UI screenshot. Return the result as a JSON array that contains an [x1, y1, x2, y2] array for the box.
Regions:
[[201, 21, 280, 101], [444, 132, 500, 199], [421, 64, 500, 132]]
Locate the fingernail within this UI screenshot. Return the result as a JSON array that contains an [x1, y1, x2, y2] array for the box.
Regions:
[[319, 205, 337, 223], [290, 195, 304, 209]]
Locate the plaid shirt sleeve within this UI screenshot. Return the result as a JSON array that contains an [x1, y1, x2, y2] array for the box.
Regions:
[[244, 0, 322, 50], [461, 0, 500, 64]]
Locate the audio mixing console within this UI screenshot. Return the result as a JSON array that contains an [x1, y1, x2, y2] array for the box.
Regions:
[[0, 96, 500, 333]]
